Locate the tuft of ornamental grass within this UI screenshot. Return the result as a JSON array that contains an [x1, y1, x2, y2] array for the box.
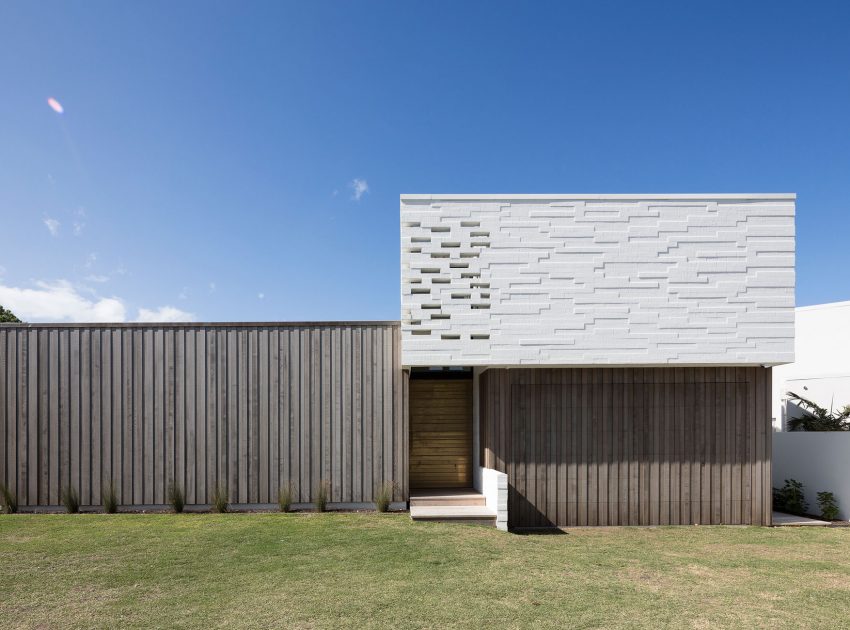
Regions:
[[1, 483, 17, 514], [167, 482, 185, 513], [278, 480, 296, 513], [211, 483, 229, 513], [313, 480, 331, 512], [62, 485, 80, 514], [374, 480, 396, 513], [102, 481, 118, 514]]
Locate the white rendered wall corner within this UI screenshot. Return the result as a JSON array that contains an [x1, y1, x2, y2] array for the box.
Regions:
[[401, 194, 796, 367], [772, 301, 850, 430]]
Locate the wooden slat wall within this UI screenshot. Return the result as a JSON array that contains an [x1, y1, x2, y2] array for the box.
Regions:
[[480, 367, 772, 528], [0, 323, 406, 507], [409, 379, 472, 488]]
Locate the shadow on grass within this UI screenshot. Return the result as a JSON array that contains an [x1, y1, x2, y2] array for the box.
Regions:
[[511, 527, 567, 536]]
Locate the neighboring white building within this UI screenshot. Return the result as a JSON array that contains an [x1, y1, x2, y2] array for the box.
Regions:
[[401, 194, 796, 367], [772, 300, 850, 430]]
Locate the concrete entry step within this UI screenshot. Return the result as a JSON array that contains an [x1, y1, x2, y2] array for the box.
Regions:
[[410, 505, 497, 525], [410, 488, 486, 507], [410, 488, 496, 526]]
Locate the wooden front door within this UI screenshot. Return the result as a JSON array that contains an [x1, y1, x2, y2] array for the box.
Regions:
[[409, 378, 473, 488]]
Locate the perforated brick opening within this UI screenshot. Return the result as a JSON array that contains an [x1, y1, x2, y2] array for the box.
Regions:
[[451, 292, 471, 299], [460, 221, 480, 227], [411, 287, 430, 294], [411, 329, 431, 335], [450, 262, 469, 268], [441, 334, 461, 340], [471, 334, 490, 340]]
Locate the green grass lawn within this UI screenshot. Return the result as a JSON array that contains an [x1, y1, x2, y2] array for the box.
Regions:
[[1, 513, 849, 629]]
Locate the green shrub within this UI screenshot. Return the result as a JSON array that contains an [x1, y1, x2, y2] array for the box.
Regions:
[[786, 391, 850, 431], [817, 491, 840, 521], [62, 485, 80, 514], [211, 484, 229, 513], [278, 480, 296, 513], [773, 479, 808, 516], [314, 480, 330, 512], [167, 482, 185, 513], [102, 481, 118, 514], [0, 483, 17, 514], [374, 480, 396, 513]]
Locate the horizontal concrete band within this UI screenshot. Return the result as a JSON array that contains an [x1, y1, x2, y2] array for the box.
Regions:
[[401, 193, 797, 201]]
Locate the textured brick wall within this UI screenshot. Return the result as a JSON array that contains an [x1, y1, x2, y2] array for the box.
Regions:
[[401, 195, 795, 367]]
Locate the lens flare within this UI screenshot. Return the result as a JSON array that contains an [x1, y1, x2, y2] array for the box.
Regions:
[[47, 97, 64, 114]]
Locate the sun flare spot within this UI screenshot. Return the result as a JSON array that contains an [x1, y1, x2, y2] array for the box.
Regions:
[[47, 97, 64, 114]]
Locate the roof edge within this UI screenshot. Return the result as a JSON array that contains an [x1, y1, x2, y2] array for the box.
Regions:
[[401, 193, 796, 201], [0, 320, 401, 329]]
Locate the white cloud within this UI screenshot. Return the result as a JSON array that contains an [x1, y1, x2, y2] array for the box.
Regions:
[[44, 217, 60, 236], [208, 282, 216, 293], [350, 178, 369, 201], [0, 279, 195, 323], [84, 252, 97, 268], [135, 306, 195, 323], [0, 280, 125, 322], [84, 274, 110, 283], [73, 221, 85, 236], [258, 292, 265, 299]]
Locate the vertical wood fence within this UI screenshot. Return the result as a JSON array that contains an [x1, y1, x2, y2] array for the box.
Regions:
[[0, 322, 407, 508]]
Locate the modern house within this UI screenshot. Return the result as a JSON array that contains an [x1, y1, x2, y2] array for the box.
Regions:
[[0, 193, 796, 529]]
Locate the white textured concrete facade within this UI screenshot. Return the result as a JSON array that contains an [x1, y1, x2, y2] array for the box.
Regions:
[[401, 194, 795, 367]]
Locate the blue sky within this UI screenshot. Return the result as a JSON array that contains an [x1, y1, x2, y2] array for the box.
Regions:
[[1, 1, 848, 322]]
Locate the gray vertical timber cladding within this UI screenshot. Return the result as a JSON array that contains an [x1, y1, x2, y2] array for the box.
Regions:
[[0, 322, 405, 507], [480, 367, 772, 528]]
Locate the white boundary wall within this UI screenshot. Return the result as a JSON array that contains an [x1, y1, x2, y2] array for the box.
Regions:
[[773, 432, 850, 520]]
